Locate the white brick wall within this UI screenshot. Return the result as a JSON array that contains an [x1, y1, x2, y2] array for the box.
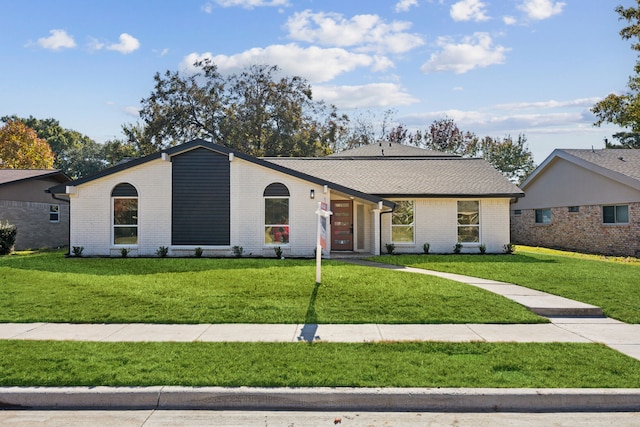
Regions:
[[230, 158, 326, 258], [69, 159, 172, 256], [381, 198, 511, 254]]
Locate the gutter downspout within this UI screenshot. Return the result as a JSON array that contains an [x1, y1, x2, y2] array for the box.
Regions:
[[379, 204, 394, 255]]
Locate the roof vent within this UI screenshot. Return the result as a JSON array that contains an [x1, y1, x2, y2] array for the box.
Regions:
[[618, 156, 625, 161]]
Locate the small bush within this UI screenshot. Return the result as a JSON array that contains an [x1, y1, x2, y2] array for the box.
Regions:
[[232, 245, 244, 257], [453, 242, 462, 254], [479, 244, 486, 254], [274, 246, 283, 259], [0, 222, 17, 255], [503, 243, 515, 254], [120, 248, 129, 257], [71, 246, 84, 257], [423, 243, 430, 254], [385, 243, 396, 255], [156, 246, 169, 257], [194, 247, 203, 258]]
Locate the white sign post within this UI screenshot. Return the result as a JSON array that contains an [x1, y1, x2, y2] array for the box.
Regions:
[[315, 201, 332, 284]]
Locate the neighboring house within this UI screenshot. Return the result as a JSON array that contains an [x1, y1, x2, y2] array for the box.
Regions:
[[0, 169, 70, 250], [510, 149, 640, 257], [48, 139, 522, 257]]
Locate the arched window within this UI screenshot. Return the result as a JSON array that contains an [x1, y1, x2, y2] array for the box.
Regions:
[[264, 183, 289, 245], [112, 183, 138, 245]]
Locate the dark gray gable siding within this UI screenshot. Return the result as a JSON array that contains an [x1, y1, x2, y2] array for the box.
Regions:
[[172, 147, 230, 245]]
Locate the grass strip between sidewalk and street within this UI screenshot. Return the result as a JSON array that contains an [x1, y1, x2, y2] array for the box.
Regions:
[[369, 246, 640, 324], [1, 341, 640, 388], [0, 251, 543, 324]]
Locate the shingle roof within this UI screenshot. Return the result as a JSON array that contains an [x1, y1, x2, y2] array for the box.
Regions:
[[521, 149, 640, 191], [0, 169, 69, 186], [562, 149, 640, 181], [265, 157, 523, 197], [331, 142, 457, 158]]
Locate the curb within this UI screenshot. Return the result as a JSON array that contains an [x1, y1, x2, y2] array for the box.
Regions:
[[2, 387, 640, 412]]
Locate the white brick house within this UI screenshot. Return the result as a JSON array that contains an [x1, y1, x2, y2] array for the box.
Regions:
[[49, 140, 522, 257]]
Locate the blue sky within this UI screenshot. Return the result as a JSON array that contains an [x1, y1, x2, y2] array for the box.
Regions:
[[0, 0, 636, 163]]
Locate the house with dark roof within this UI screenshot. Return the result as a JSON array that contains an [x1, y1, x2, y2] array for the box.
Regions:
[[510, 149, 640, 257], [0, 169, 70, 250], [49, 139, 522, 257]]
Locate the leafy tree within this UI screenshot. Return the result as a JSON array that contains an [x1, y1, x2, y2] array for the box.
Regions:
[[591, 2, 640, 148], [475, 135, 536, 184], [422, 118, 478, 156], [0, 119, 54, 169], [2, 115, 106, 178], [134, 60, 339, 157]]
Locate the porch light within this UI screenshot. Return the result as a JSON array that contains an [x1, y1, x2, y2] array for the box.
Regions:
[[310, 189, 315, 199]]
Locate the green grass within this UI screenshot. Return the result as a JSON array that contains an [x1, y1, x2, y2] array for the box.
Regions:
[[1, 341, 640, 388], [0, 251, 543, 324], [369, 246, 640, 323]]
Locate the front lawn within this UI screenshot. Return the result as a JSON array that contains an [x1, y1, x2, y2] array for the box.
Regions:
[[369, 246, 640, 323], [0, 251, 543, 324], [2, 341, 640, 388]]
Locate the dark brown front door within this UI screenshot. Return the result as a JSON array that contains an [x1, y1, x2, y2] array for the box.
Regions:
[[331, 200, 353, 251]]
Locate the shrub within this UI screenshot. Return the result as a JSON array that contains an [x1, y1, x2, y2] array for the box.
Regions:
[[423, 243, 430, 254], [274, 246, 283, 259], [479, 244, 486, 254], [453, 242, 462, 254], [156, 246, 169, 257], [232, 245, 244, 257], [194, 247, 203, 258], [0, 222, 17, 255], [120, 248, 129, 257], [385, 243, 396, 255], [71, 246, 84, 257]]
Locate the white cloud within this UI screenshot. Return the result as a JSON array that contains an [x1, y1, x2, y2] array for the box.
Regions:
[[181, 44, 392, 83], [495, 97, 602, 110], [201, 2, 213, 13], [107, 33, 140, 54], [314, 83, 419, 109], [36, 29, 76, 50], [285, 10, 424, 54], [395, 0, 418, 13], [122, 106, 140, 117], [450, 0, 490, 22], [503, 16, 517, 25], [214, 0, 289, 9], [421, 32, 508, 74], [518, 0, 565, 20]]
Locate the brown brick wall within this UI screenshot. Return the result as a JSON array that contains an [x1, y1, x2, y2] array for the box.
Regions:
[[0, 200, 69, 250], [510, 202, 640, 257]]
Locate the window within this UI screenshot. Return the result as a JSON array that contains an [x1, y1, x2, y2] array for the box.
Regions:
[[264, 183, 289, 244], [49, 204, 59, 222], [457, 200, 479, 243], [112, 183, 138, 245], [603, 205, 629, 224], [514, 209, 522, 216], [535, 209, 551, 224], [568, 206, 580, 213], [392, 200, 414, 243]]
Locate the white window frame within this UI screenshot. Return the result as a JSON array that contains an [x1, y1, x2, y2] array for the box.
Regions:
[[49, 204, 60, 223], [457, 200, 480, 243], [602, 204, 629, 224], [112, 196, 138, 246], [264, 196, 290, 246], [391, 200, 415, 244]]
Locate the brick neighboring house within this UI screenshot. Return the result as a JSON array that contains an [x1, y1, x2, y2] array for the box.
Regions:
[[510, 149, 640, 257], [0, 169, 70, 250]]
